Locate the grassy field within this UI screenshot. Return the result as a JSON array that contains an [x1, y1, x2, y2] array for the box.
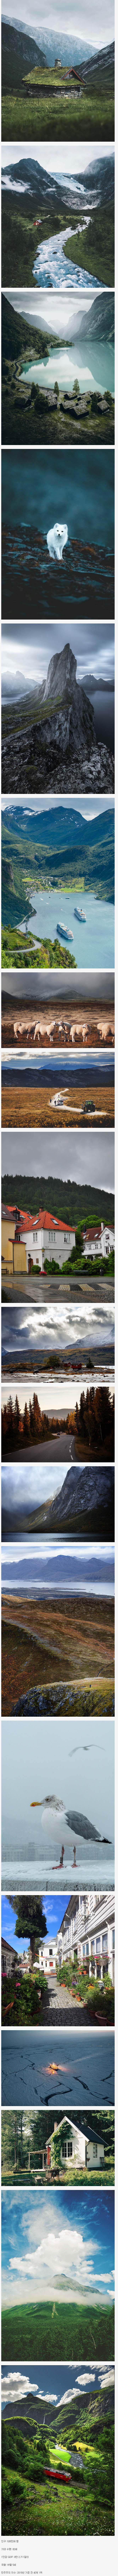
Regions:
[[1, 379, 114, 450], [1, 1589, 115, 1713], [1, 2403, 115, 2536], [1, 69, 115, 146], [1, 1081, 114, 1131], [64, 208, 114, 285], [1, 2299, 115, 2363]]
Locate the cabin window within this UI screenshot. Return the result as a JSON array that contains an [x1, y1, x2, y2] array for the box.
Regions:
[[67, 2140, 72, 2157]]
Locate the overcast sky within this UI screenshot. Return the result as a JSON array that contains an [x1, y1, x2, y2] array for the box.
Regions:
[[1, 1128, 114, 1186], [1, 141, 114, 176], [4, 285, 108, 334], [1, 2361, 114, 2411], [2, 3, 114, 49], [1, 963, 115, 1002], [1, 2186, 114, 2312], [1, 620, 115, 696], [1, 1711, 115, 1841], [1, 1299, 114, 1359]]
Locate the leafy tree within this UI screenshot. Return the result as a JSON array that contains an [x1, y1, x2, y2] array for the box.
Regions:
[[8, 1894, 47, 1966]]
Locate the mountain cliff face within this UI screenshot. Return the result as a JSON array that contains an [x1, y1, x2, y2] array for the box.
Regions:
[[47, 1465, 114, 1539], [79, 294, 114, 343], [41, 643, 78, 705], [2, 642, 114, 794]]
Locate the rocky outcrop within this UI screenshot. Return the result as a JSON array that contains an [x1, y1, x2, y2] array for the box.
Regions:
[[1, 644, 114, 794]]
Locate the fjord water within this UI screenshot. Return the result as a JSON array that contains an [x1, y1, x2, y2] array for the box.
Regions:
[[11, 886, 114, 970], [22, 333, 114, 399], [1, 2027, 115, 2106]]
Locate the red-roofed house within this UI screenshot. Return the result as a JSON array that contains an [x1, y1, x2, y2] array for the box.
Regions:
[[83, 1219, 114, 1261], [1, 1203, 75, 1275]]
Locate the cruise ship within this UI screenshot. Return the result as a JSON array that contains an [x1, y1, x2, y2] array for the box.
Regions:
[[57, 921, 74, 941], [74, 905, 86, 922]]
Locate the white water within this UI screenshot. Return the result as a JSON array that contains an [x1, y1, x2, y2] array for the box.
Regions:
[[33, 224, 99, 292]]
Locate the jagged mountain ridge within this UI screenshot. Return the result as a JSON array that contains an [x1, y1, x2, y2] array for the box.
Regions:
[[1, 149, 114, 209]]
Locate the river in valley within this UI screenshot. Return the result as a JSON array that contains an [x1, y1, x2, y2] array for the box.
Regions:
[[33, 224, 99, 294]]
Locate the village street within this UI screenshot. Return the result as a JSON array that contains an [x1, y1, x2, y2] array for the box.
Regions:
[[43, 1970, 102, 2026]]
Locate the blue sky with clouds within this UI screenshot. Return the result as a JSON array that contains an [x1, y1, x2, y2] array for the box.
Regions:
[[1, 2360, 114, 2410], [1, 2186, 114, 2310]]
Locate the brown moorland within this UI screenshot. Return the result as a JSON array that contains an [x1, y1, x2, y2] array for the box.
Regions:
[[1, 1081, 114, 1129], [1, 1587, 114, 1712]]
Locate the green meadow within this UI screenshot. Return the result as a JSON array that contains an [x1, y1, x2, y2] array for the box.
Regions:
[[1, 2300, 115, 2363], [1, 2403, 114, 2536], [1, 69, 114, 147]]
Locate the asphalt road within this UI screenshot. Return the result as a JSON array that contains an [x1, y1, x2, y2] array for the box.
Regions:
[[1, 1275, 114, 1306]]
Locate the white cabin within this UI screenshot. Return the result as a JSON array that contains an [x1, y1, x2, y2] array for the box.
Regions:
[[46, 2117, 104, 2171]]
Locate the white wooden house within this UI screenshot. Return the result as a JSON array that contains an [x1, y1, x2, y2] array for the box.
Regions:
[[46, 2116, 104, 2172]]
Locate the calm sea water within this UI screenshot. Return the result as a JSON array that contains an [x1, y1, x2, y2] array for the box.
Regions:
[[1, 2026, 115, 2105], [17, 886, 115, 969], [22, 336, 114, 399]]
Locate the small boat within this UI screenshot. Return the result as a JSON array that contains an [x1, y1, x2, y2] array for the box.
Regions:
[[74, 905, 86, 922], [57, 921, 73, 941]]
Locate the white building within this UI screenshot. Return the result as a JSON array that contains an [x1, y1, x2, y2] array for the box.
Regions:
[[14, 1205, 75, 1274], [46, 2116, 104, 2172], [38, 1935, 62, 1973], [59, 1893, 115, 1985], [83, 1220, 114, 1262]]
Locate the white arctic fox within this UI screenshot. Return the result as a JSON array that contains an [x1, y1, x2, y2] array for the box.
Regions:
[[47, 521, 68, 560]]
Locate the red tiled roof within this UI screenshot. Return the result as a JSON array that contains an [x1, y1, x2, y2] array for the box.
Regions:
[[83, 1224, 102, 1243], [7, 1203, 74, 1238]]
